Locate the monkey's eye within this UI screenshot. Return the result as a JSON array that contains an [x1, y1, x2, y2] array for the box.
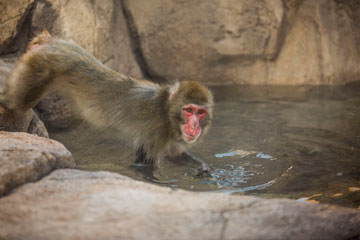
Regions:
[[184, 108, 193, 113], [198, 110, 204, 115]]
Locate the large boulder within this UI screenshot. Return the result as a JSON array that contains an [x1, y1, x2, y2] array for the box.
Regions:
[[0, 132, 75, 196], [0, 169, 359, 240], [124, 0, 285, 84], [124, 0, 360, 85], [269, 0, 360, 85]]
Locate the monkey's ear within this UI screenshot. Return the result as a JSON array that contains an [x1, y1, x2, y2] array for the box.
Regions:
[[169, 82, 180, 100]]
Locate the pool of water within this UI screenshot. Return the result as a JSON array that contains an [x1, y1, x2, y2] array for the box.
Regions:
[[50, 82, 360, 209]]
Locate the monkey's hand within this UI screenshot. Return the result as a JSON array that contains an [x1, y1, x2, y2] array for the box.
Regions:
[[169, 151, 213, 177]]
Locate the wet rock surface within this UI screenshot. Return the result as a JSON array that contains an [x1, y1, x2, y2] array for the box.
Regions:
[[0, 169, 359, 240], [0, 131, 74, 196]]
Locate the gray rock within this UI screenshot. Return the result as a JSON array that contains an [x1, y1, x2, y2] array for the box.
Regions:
[[0, 169, 359, 240], [0, 132, 75, 196]]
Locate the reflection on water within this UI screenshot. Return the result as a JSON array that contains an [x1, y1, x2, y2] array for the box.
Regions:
[[50, 82, 360, 209]]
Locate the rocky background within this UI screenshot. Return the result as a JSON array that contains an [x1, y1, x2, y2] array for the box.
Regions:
[[1, 1, 360, 239], [1, 0, 360, 86]]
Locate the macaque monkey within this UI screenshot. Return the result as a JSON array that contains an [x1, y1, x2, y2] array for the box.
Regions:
[[0, 31, 214, 173]]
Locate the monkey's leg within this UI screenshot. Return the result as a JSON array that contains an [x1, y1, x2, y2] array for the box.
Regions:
[[133, 145, 156, 167], [132, 146, 174, 183], [1, 54, 53, 111]]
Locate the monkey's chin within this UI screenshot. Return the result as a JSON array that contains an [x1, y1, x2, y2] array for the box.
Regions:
[[182, 130, 201, 144]]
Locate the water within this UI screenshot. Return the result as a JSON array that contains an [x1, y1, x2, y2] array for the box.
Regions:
[[50, 82, 360, 209]]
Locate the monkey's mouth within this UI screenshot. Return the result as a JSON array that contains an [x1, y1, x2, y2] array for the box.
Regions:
[[182, 130, 201, 144], [183, 132, 195, 141]]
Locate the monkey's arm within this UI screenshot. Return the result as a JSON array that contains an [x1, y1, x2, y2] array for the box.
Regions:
[[169, 151, 212, 176]]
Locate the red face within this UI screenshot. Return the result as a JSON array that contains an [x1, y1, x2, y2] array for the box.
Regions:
[[182, 104, 207, 143]]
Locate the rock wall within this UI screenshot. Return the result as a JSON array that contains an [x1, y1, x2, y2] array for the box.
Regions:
[[1, 0, 360, 85]]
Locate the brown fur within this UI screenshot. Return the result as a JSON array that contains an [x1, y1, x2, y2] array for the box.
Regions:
[[0, 32, 214, 168]]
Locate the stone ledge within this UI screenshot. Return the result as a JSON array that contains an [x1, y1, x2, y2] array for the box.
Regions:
[[0, 169, 358, 240], [0, 131, 75, 196]]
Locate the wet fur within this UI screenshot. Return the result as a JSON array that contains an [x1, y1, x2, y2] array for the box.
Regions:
[[0, 32, 214, 168]]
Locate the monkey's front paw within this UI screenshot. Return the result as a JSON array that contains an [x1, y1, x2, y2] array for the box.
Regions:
[[195, 164, 213, 177]]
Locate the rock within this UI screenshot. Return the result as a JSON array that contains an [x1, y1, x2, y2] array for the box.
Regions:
[[123, 0, 285, 84], [124, 0, 360, 85], [269, 0, 360, 85], [0, 0, 35, 54], [35, 92, 76, 130], [27, 111, 49, 138], [2, 0, 360, 87], [0, 132, 75, 196], [0, 169, 359, 240]]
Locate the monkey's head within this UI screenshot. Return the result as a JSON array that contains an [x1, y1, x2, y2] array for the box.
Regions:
[[169, 81, 214, 144]]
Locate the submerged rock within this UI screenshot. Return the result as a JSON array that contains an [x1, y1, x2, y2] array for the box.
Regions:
[[0, 132, 75, 196], [0, 169, 358, 240]]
